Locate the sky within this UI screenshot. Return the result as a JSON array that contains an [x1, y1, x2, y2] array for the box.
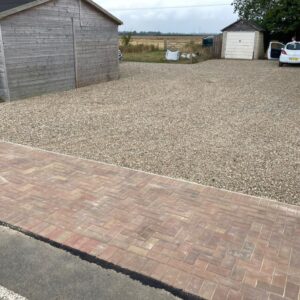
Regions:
[[96, 0, 238, 34]]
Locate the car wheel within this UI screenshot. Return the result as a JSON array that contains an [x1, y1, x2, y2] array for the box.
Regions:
[[279, 62, 284, 67]]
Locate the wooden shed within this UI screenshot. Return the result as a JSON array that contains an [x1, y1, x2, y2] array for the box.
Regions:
[[221, 19, 264, 60], [0, 0, 122, 101]]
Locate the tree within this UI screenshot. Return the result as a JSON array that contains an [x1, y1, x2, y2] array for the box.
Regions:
[[232, 0, 300, 39], [121, 32, 132, 47]]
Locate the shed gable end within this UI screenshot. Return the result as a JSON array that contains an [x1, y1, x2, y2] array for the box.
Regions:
[[222, 19, 264, 32]]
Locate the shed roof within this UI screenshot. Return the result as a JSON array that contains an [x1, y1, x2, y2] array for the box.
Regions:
[[0, 0, 123, 25], [221, 19, 264, 32], [0, 0, 37, 12]]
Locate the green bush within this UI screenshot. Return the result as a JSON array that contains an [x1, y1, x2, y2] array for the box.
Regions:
[[120, 44, 159, 53], [184, 40, 201, 53], [121, 33, 132, 47]]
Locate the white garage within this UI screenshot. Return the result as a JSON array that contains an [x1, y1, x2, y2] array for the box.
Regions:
[[221, 20, 265, 60]]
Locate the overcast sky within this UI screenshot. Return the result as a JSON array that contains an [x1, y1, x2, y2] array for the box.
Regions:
[[96, 0, 238, 33]]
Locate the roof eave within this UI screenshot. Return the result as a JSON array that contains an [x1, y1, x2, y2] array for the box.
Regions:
[[84, 0, 123, 25], [221, 19, 264, 32], [0, 0, 51, 20], [221, 20, 240, 32], [0, 0, 123, 25]]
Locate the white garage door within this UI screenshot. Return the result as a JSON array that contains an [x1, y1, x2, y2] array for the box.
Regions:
[[225, 32, 255, 60]]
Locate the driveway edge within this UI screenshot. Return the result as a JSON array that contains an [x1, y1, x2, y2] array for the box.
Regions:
[[0, 220, 205, 300]]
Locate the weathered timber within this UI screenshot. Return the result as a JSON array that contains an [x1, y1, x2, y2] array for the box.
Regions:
[[0, 0, 121, 101]]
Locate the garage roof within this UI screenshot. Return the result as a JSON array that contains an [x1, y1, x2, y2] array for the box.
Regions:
[[0, 0, 123, 24], [222, 19, 264, 32]]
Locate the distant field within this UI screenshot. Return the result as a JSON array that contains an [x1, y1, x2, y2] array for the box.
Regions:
[[119, 35, 204, 51]]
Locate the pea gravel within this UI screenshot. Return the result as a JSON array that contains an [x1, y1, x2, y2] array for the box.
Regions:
[[0, 60, 299, 204]]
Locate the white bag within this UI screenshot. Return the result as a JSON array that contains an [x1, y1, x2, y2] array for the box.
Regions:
[[181, 53, 187, 59], [166, 50, 180, 61]]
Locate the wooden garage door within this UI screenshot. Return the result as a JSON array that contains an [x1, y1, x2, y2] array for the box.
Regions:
[[225, 32, 255, 60]]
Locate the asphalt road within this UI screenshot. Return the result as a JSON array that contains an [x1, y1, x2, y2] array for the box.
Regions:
[[0, 226, 178, 300]]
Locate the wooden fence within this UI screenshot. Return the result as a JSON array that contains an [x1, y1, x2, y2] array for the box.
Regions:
[[200, 34, 223, 58]]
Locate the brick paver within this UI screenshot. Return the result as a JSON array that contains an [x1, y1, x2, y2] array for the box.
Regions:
[[0, 141, 299, 300]]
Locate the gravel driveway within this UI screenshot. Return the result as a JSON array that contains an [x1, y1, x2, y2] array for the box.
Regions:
[[0, 60, 299, 204]]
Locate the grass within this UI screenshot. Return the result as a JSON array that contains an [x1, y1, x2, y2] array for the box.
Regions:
[[123, 51, 201, 64]]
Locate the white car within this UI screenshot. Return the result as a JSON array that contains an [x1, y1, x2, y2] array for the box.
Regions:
[[279, 42, 300, 67]]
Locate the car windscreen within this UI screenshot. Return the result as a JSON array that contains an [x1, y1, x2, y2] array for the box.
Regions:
[[287, 43, 300, 50]]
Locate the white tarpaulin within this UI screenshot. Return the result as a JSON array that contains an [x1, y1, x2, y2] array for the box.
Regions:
[[165, 50, 180, 61]]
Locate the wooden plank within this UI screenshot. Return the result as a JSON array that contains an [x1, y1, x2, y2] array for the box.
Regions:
[[79, 0, 82, 26], [72, 17, 78, 88], [0, 23, 10, 101], [75, 0, 119, 88], [2, 8, 76, 100], [10, 80, 76, 99]]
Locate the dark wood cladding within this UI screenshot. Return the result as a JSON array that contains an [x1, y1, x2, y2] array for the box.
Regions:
[[222, 19, 264, 32], [0, 0, 37, 13]]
